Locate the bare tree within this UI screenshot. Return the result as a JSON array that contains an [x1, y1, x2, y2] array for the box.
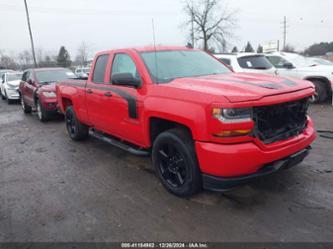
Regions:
[[184, 0, 237, 51], [283, 44, 296, 53], [0, 54, 18, 70], [36, 48, 44, 65], [76, 41, 90, 67], [18, 50, 32, 66]]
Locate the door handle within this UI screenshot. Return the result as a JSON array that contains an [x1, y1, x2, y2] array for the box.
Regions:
[[86, 89, 93, 94], [104, 92, 112, 97]]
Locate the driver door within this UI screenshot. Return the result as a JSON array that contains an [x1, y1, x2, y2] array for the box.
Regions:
[[25, 71, 36, 106], [106, 53, 144, 145]]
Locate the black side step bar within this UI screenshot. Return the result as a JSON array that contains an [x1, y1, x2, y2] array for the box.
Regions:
[[89, 130, 150, 157]]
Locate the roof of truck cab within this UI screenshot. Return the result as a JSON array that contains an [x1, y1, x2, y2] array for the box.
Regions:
[[215, 53, 265, 59], [30, 67, 70, 72], [134, 46, 197, 52], [98, 46, 198, 54]]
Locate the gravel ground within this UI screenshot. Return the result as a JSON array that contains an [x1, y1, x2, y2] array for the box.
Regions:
[[0, 100, 332, 242]]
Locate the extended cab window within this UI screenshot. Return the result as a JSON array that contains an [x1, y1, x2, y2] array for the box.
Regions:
[[92, 54, 109, 83], [111, 53, 139, 81]]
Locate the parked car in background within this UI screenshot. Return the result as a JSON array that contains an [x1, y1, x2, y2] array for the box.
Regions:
[[265, 52, 333, 102], [214, 53, 277, 75], [0, 69, 14, 81], [75, 67, 90, 78], [56, 46, 315, 197], [1, 72, 23, 104], [19, 67, 76, 122]]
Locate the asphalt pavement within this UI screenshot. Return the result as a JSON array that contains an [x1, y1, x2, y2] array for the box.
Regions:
[[0, 100, 332, 242]]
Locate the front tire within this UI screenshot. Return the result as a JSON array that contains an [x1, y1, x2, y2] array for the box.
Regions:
[[152, 128, 202, 197], [311, 80, 328, 103], [65, 106, 89, 141], [2, 90, 6, 100], [21, 96, 32, 114], [36, 99, 49, 122]]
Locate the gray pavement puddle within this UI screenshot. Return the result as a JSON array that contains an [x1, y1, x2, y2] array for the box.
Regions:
[[0, 112, 23, 125]]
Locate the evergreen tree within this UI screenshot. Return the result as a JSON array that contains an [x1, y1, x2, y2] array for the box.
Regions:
[[244, 42, 254, 53], [257, 44, 263, 53], [57, 46, 71, 67], [231, 46, 238, 53]]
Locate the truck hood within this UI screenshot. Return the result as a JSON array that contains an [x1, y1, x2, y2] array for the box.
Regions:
[[168, 73, 314, 103]]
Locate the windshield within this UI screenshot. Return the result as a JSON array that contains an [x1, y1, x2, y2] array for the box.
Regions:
[[140, 50, 230, 83], [36, 69, 76, 83], [237, 55, 273, 70], [7, 73, 23, 81]]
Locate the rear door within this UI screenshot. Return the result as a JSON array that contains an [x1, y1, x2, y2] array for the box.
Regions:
[[86, 53, 114, 132]]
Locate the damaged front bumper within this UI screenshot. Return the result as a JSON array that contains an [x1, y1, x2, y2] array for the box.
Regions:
[[202, 147, 311, 191]]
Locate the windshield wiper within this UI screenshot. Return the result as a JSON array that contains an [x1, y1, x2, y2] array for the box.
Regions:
[[40, 80, 57, 85]]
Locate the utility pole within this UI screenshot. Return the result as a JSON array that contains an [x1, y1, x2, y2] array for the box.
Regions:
[[282, 16, 287, 51], [191, 0, 195, 47], [24, 0, 37, 68]]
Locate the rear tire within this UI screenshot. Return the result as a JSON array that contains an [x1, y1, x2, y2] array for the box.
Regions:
[[65, 106, 89, 141], [21, 95, 32, 114], [152, 128, 202, 197], [311, 80, 328, 103]]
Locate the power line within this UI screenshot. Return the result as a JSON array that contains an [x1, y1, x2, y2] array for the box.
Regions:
[[0, 3, 177, 16], [23, 0, 37, 68]]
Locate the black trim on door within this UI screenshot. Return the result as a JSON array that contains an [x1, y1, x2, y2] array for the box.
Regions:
[[62, 82, 138, 119]]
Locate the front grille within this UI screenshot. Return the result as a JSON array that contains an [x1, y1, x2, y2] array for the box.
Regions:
[[253, 98, 310, 144]]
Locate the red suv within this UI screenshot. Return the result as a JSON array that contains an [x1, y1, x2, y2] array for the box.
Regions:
[[19, 67, 76, 121]]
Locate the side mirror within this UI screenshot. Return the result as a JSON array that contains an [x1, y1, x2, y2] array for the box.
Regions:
[[112, 73, 141, 88], [283, 62, 294, 69]]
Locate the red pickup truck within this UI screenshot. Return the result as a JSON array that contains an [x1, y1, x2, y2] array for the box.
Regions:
[[56, 46, 316, 196]]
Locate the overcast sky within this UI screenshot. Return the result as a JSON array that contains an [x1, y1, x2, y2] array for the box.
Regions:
[[0, 0, 333, 58]]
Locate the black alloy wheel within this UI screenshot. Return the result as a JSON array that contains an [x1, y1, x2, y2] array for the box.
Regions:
[[65, 106, 89, 141], [152, 128, 201, 196], [157, 142, 187, 188]]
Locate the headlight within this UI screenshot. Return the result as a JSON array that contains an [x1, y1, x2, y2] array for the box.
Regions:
[[212, 107, 252, 123], [42, 91, 56, 98]]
